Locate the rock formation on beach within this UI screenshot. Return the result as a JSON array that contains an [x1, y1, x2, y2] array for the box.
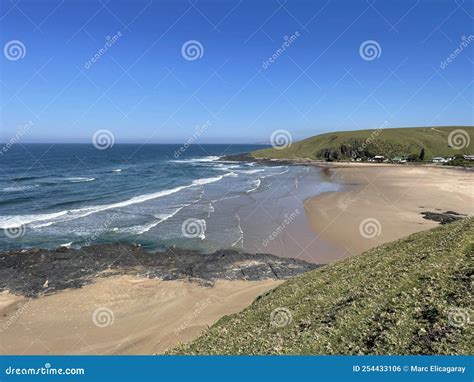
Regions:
[[0, 244, 318, 297]]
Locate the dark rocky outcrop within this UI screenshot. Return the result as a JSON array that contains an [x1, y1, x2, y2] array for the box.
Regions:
[[220, 153, 295, 165], [420, 211, 466, 224], [0, 244, 318, 297]]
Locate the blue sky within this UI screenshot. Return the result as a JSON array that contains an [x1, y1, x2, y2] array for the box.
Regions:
[[1, 0, 473, 144]]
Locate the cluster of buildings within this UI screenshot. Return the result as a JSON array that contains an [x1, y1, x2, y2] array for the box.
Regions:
[[352, 155, 404, 163], [432, 154, 474, 163], [351, 154, 474, 164]]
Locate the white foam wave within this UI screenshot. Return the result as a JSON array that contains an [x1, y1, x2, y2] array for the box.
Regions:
[[260, 167, 289, 178], [171, 156, 220, 163], [237, 169, 264, 174], [215, 164, 241, 171], [66, 177, 95, 183], [246, 179, 261, 193], [2, 185, 39, 192], [192, 175, 224, 185], [231, 213, 244, 248], [0, 175, 225, 229], [118, 205, 188, 235]]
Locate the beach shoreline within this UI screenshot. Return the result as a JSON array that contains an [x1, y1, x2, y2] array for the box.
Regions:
[[226, 154, 473, 260], [0, 244, 313, 355], [1, 159, 472, 355], [303, 164, 474, 258], [0, 276, 282, 355]]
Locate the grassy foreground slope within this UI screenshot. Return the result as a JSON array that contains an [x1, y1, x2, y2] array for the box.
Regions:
[[252, 126, 473, 160], [173, 218, 473, 355]]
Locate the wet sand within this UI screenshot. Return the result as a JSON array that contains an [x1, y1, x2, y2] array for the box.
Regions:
[[0, 276, 281, 355], [237, 166, 345, 263], [3, 163, 472, 355], [304, 165, 474, 260]]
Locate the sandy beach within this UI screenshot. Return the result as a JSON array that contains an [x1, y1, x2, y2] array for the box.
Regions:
[[0, 276, 281, 355], [1, 163, 472, 355], [304, 164, 474, 261]]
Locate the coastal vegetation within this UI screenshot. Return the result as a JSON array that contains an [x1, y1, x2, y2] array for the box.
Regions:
[[252, 126, 473, 162], [174, 217, 473, 355], [444, 154, 474, 168]]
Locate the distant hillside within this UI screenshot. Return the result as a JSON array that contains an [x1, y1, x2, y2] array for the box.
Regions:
[[252, 126, 474, 161], [173, 218, 473, 355]]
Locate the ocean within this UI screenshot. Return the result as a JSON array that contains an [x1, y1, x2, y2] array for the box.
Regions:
[[0, 144, 341, 261]]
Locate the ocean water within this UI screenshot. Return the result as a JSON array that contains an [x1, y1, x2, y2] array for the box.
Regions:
[[0, 144, 341, 260]]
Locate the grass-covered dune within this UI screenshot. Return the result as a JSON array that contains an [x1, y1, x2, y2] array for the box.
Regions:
[[173, 218, 473, 355], [252, 126, 474, 161]]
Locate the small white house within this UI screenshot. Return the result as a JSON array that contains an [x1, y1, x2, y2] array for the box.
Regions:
[[373, 155, 385, 162]]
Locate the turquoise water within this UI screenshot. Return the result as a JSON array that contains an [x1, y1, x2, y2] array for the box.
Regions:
[[0, 144, 340, 259]]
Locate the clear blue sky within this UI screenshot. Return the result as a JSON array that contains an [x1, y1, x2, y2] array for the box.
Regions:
[[1, 0, 473, 144]]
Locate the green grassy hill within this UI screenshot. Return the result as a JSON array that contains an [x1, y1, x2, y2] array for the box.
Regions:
[[173, 218, 473, 355], [252, 126, 474, 161]]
